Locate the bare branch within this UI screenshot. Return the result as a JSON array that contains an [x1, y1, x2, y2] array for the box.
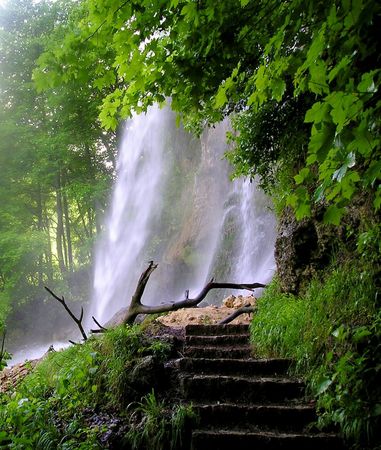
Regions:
[[219, 305, 256, 325], [0, 330, 5, 361], [79, 307, 84, 324], [92, 316, 107, 331], [123, 262, 266, 324], [45, 286, 88, 341], [129, 261, 158, 311]]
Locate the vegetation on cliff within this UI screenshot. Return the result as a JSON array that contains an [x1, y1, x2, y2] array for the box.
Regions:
[[251, 257, 380, 448]]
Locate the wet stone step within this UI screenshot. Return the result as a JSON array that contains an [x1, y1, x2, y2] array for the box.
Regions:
[[183, 346, 253, 359], [181, 375, 305, 403], [193, 403, 317, 432], [177, 357, 292, 376], [191, 429, 345, 450], [185, 324, 249, 336], [185, 334, 250, 346]]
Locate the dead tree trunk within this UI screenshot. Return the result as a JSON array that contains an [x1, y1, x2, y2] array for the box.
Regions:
[[119, 262, 265, 325]]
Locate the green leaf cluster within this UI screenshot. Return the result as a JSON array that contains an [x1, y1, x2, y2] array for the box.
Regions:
[[34, 0, 381, 223]]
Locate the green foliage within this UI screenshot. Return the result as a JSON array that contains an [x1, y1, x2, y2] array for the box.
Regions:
[[314, 311, 381, 444], [0, 0, 117, 340], [125, 390, 168, 450], [357, 223, 381, 263], [93, 324, 170, 407], [0, 324, 177, 449], [251, 260, 380, 446], [226, 95, 310, 197], [125, 390, 197, 450], [34, 0, 380, 223], [0, 343, 102, 449]]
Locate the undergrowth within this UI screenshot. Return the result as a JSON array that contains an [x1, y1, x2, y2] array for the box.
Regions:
[[0, 323, 194, 449], [251, 258, 380, 448], [124, 390, 197, 450]]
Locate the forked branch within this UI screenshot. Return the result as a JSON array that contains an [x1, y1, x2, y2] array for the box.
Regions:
[[91, 316, 108, 333], [120, 261, 266, 325], [45, 287, 88, 341]]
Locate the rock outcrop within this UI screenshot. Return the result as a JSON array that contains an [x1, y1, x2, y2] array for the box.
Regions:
[[275, 207, 339, 293]]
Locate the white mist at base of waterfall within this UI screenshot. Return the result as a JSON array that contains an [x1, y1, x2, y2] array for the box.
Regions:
[[88, 105, 277, 328], [9, 341, 71, 367]]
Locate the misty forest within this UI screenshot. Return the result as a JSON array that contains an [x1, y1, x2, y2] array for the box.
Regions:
[[0, 0, 380, 449]]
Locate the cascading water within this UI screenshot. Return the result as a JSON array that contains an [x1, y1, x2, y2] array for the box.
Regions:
[[90, 106, 175, 324], [233, 179, 277, 283], [89, 105, 276, 327]]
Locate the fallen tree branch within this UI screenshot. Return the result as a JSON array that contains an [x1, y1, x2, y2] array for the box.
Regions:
[[121, 262, 266, 325], [45, 287, 87, 341], [92, 316, 107, 331], [219, 305, 256, 325]]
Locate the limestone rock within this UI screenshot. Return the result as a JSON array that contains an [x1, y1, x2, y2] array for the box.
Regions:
[[275, 206, 347, 293], [222, 295, 236, 308]]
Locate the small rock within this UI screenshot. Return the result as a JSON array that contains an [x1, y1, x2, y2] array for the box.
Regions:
[[222, 295, 236, 308]]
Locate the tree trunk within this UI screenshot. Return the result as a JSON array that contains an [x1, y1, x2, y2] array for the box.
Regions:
[[84, 143, 101, 236], [76, 200, 90, 239], [43, 200, 54, 283], [36, 184, 44, 288], [55, 171, 66, 275], [62, 171, 74, 272]]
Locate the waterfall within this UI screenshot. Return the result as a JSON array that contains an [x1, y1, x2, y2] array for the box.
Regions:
[[89, 105, 276, 326]]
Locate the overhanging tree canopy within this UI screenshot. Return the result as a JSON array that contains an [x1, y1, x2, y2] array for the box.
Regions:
[[34, 0, 381, 225]]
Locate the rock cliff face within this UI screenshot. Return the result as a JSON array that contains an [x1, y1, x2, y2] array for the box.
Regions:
[[275, 207, 337, 293]]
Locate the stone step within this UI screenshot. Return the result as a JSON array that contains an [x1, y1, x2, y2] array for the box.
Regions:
[[185, 324, 249, 336], [184, 345, 252, 359], [191, 429, 345, 450], [185, 334, 250, 347], [181, 374, 305, 403], [194, 403, 316, 432], [177, 357, 292, 376]]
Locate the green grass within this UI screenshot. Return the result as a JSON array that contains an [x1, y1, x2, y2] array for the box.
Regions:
[[0, 323, 187, 450], [124, 390, 197, 450], [250, 260, 380, 448]]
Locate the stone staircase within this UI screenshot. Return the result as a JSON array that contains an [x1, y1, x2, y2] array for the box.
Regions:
[[176, 323, 344, 450]]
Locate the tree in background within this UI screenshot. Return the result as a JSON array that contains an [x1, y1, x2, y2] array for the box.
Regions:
[[0, 0, 116, 341]]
